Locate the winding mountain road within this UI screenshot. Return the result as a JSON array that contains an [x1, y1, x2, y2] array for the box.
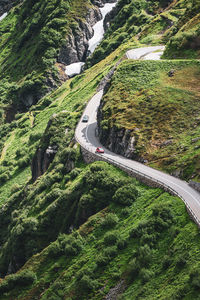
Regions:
[[75, 47, 200, 227]]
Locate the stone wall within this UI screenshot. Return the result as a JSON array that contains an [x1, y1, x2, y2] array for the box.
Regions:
[[189, 181, 200, 193]]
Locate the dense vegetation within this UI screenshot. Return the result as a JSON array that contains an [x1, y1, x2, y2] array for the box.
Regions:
[[0, 0, 200, 298], [1, 162, 200, 299]]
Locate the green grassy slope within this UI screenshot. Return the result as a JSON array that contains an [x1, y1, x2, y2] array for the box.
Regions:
[[99, 59, 200, 180], [0, 0, 200, 298], [0, 44, 124, 206], [1, 162, 200, 299], [163, 0, 200, 59]]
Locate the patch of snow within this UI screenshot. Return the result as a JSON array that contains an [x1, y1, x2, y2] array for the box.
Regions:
[[65, 62, 85, 77], [88, 2, 117, 54], [126, 46, 165, 60], [0, 12, 8, 21]]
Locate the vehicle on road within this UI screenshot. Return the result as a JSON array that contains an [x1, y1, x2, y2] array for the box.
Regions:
[[82, 115, 89, 122], [95, 147, 104, 153]]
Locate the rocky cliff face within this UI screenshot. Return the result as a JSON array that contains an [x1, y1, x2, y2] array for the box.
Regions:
[[58, 0, 117, 65], [31, 117, 58, 182], [0, 0, 18, 16], [58, 7, 101, 65], [97, 99, 144, 162]]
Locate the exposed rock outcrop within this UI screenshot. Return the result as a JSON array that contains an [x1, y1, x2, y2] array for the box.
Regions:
[[0, 0, 19, 16], [97, 116, 140, 160], [58, 0, 117, 65], [104, 2, 119, 31], [58, 8, 102, 65], [31, 146, 57, 182], [189, 181, 200, 193], [97, 62, 144, 162]]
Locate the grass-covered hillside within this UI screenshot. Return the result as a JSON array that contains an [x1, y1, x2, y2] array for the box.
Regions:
[[0, 0, 200, 298], [1, 161, 200, 299], [163, 0, 200, 59], [99, 59, 200, 180]]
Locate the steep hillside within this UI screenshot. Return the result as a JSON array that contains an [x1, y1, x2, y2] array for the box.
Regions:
[[163, 0, 200, 58], [0, 0, 200, 299], [98, 59, 200, 180], [0, 0, 101, 121], [1, 161, 200, 300]]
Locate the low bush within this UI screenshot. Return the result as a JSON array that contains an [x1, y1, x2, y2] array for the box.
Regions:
[[48, 242, 63, 258], [189, 269, 200, 289], [69, 168, 82, 180], [0, 270, 36, 294], [162, 255, 173, 270], [29, 132, 42, 144], [117, 238, 128, 250], [96, 254, 110, 267], [138, 244, 152, 266], [78, 275, 99, 293], [60, 233, 84, 257], [139, 268, 154, 283], [101, 213, 119, 228], [0, 172, 10, 184], [103, 231, 120, 246], [103, 246, 118, 258], [112, 184, 139, 206], [126, 258, 140, 280], [18, 156, 30, 169]]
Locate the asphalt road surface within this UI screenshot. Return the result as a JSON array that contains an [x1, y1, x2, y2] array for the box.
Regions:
[[75, 47, 200, 227]]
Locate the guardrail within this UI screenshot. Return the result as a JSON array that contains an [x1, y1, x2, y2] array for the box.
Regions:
[[75, 128, 200, 228]]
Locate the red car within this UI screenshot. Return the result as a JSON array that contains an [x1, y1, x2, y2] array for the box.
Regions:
[[95, 147, 104, 153]]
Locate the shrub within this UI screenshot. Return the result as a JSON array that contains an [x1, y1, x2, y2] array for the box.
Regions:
[[96, 254, 110, 267], [62, 234, 84, 257], [162, 255, 172, 270], [190, 269, 200, 289], [139, 268, 154, 283], [79, 194, 94, 209], [78, 275, 99, 293], [69, 168, 82, 180], [29, 132, 42, 144], [101, 213, 119, 228], [112, 184, 139, 206], [117, 238, 128, 250], [45, 188, 63, 204], [121, 207, 131, 217], [103, 246, 118, 258], [18, 156, 30, 169], [152, 204, 173, 221], [0, 270, 36, 294], [140, 233, 157, 246], [103, 231, 120, 246], [126, 258, 140, 279], [0, 172, 10, 184], [175, 255, 187, 268], [48, 242, 63, 258], [10, 184, 21, 194], [138, 244, 152, 266], [76, 267, 94, 281]]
